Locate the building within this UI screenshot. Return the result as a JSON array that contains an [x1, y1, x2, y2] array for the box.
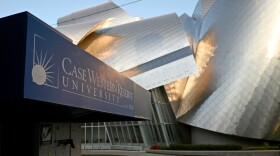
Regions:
[[178, 0, 280, 143], [56, 0, 280, 149], [0, 12, 151, 156]]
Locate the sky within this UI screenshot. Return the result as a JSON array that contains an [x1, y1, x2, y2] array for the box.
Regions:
[[0, 0, 198, 27]]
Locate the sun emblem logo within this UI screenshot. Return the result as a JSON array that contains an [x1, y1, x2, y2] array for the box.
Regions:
[[32, 50, 54, 85], [32, 64, 46, 85], [32, 34, 59, 89]]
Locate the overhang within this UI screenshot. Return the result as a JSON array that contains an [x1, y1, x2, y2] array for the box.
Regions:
[[0, 12, 151, 122]]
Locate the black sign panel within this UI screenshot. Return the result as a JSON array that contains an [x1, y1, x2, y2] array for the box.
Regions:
[[12, 12, 152, 119]]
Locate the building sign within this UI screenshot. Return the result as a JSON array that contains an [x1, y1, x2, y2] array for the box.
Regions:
[[23, 14, 142, 117]]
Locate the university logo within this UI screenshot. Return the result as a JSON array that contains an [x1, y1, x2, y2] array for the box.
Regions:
[[32, 34, 59, 88], [31, 34, 133, 108]]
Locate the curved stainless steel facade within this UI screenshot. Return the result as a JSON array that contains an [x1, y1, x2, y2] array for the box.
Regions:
[[177, 0, 280, 141], [56, 0, 280, 142], [56, 2, 136, 44], [56, 2, 198, 90], [80, 13, 198, 90], [57, 1, 134, 27]]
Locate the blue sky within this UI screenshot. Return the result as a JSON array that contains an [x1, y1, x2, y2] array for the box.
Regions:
[[0, 0, 198, 27]]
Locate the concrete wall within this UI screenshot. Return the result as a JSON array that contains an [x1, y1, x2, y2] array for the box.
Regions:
[[191, 126, 268, 146], [147, 150, 280, 156], [39, 123, 82, 156]]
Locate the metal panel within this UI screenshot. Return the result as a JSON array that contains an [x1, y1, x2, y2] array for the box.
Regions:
[[57, 1, 134, 27], [179, 13, 200, 51], [55, 0, 280, 141], [130, 54, 196, 90], [56, 2, 198, 91], [56, 20, 101, 44], [80, 13, 190, 71], [56, 2, 135, 44], [77, 13, 198, 90], [178, 0, 280, 141], [192, 0, 217, 22], [164, 77, 188, 114]]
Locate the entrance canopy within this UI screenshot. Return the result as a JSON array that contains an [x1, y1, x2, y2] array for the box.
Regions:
[[0, 12, 151, 122]]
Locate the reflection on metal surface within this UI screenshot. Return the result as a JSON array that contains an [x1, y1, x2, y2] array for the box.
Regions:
[[88, 13, 193, 72], [78, 33, 119, 60], [266, 16, 280, 60], [177, 0, 280, 141], [57, 1, 134, 27], [164, 77, 188, 114], [77, 18, 114, 44], [56, 18, 114, 44], [61, 11, 198, 90], [192, 0, 216, 22], [55, 0, 280, 142], [56, 1, 135, 44], [56, 2, 198, 90]]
